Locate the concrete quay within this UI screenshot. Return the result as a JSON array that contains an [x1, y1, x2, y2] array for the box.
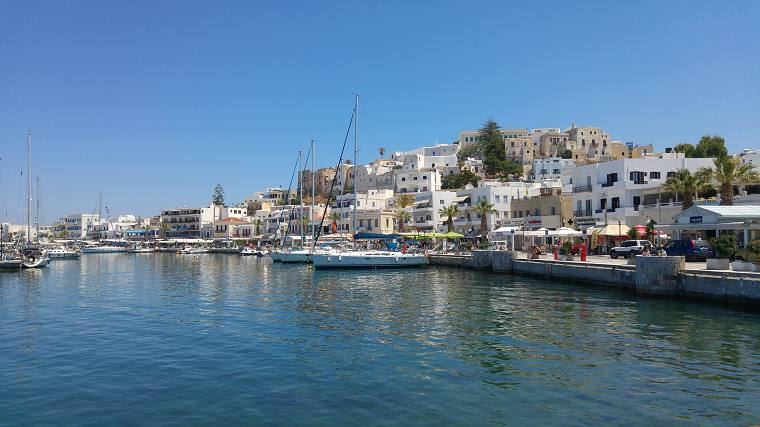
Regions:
[[428, 251, 760, 305]]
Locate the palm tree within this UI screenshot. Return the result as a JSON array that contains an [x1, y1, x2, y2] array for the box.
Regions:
[[698, 156, 759, 205], [395, 209, 411, 232], [251, 218, 263, 236], [663, 169, 708, 210], [328, 212, 341, 234], [472, 199, 496, 239], [439, 205, 459, 232], [395, 193, 415, 209]]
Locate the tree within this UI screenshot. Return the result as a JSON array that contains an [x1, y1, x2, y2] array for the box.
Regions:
[[663, 169, 708, 210], [626, 227, 640, 240], [645, 221, 656, 243], [479, 119, 509, 177], [472, 199, 496, 240], [395, 209, 411, 232], [558, 148, 573, 159], [695, 135, 728, 159], [395, 193, 415, 209], [328, 212, 341, 234], [456, 143, 481, 165], [212, 183, 225, 206], [698, 156, 759, 205], [674, 143, 697, 158], [439, 205, 459, 232], [674, 136, 727, 158], [252, 218, 263, 236], [441, 170, 481, 189]]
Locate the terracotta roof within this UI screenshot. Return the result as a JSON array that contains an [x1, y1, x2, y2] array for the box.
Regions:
[[218, 217, 249, 223]]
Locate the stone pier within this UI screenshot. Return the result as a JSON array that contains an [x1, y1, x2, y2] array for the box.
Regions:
[[428, 252, 760, 305]]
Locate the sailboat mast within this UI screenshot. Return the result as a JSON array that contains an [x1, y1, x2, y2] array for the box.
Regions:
[[98, 193, 102, 241], [311, 139, 315, 241], [26, 131, 32, 245], [298, 150, 304, 246], [36, 177, 40, 243], [352, 95, 359, 245]]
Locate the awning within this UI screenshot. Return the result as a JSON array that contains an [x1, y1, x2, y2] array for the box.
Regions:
[[656, 221, 759, 231], [354, 232, 402, 240], [400, 231, 464, 239], [598, 224, 630, 236], [548, 227, 582, 237]]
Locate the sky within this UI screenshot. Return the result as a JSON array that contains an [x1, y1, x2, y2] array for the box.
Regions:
[[1, 0, 758, 224]]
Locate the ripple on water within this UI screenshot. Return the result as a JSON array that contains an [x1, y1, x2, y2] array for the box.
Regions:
[[1, 254, 760, 426]]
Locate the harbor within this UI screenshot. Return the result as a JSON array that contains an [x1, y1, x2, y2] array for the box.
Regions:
[[2, 254, 760, 425]]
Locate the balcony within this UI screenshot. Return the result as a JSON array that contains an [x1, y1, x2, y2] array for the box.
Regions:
[[573, 185, 592, 193], [573, 210, 592, 217]]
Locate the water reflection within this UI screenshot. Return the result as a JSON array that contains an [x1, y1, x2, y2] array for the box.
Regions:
[[0, 254, 758, 425]]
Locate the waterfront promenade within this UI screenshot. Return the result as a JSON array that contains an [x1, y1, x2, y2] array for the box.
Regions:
[[429, 251, 760, 305]]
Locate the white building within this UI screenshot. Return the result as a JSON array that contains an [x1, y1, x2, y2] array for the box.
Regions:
[[738, 149, 760, 168], [406, 190, 460, 232], [453, 181, 543, 234], [572, 157, 715, 227], [53, 213, 100, 239], [394, 154, 442, 194]]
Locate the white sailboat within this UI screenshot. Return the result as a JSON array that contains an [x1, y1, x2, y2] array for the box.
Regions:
[[21, 131, 49, 269], [0, 158, 22, 270], [311, 96, 428, 270]]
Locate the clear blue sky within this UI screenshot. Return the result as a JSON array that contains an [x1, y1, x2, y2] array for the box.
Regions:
[[1, 0, 758, 224]]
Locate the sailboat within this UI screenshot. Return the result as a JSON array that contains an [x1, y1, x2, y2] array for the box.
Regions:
[[80, 194, 127, 253], [18, 132, 49, 268], [310, 96, 428, 269]]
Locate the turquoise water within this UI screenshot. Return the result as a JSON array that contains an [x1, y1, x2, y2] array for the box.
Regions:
[[1, 254, 759, 426]]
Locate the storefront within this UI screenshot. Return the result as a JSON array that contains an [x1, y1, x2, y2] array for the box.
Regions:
[[657, 205, 760, 247]]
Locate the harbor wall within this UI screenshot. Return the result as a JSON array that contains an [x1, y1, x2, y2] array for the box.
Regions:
[[429, 252, 760, 305]]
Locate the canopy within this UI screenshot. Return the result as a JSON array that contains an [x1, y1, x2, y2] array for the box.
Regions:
[[597, 224, 630, 237], [354, 232, 402, 240], [525, 228, 549, 237], [399, 231, 464, 239], [492, 226, 520, 233], [548, 227, 582, 237]]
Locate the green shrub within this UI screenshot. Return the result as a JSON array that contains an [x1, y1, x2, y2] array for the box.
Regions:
[[559, 241, 572, 255], [711, 234, 738, 258], [746, 239, 760, 255]]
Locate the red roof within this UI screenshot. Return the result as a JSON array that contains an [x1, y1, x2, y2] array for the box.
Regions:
[[218, 217, 248, 223]]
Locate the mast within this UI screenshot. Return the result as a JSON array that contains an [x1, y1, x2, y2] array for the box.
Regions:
[[298, 150, 304, 246], [311, 139, 315, 242], [36, 177, 40, 243], [352, 95, 359, 245], [26, 131, 32, 245], [98, 193, 102, 241]]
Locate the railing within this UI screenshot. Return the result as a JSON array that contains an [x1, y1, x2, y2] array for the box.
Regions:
[[573, 185, 592, 193], [573, 210, 593, 217], [601, 182, 614, 188]]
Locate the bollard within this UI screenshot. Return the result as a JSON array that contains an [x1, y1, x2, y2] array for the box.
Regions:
[[553, 247, 558, 260], [581, 245, 587, 262]]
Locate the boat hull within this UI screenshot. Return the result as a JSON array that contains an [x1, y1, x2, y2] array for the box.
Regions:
[[81, 247, 128, 254], [47, 252, 80, 259], [268, 252, 283, 262], [22, 258, 49, 268], [279, 252, 311, 263], [311, 252, 429, 269], [0, 260, 22, 270]]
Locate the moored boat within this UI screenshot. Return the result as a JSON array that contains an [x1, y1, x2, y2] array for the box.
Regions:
[[47, 246, 80, 259], [240, 247, 263, 256], [0, 258, 22, 270], [81, 245, 128, 254], [178, 247, 209, 254], [311, 250, 429, 269]]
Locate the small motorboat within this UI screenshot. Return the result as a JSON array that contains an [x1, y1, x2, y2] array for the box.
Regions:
[[240, 247, 263, 257], [130, 247, 157, 253], [178, 247, 209, 255], [46, 246, 80, 259]]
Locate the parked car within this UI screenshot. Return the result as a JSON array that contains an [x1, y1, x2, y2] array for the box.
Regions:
[[609, 240, 652, 258], [663, 239, 713, 261]]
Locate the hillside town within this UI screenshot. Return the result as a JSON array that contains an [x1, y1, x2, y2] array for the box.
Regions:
[[5, 121, 758, 258]]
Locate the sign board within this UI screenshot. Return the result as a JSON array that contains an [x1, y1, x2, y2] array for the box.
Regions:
[[689, 216, 703, 224]]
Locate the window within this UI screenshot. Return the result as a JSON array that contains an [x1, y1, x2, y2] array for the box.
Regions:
[[650, 171, 661, 179], [550, 206, 556, 215], [413, 176, 418, 180], [514, 211, 518, 218], [401, 177, 406, 181], [553, 169, 560, 174], [422, 175, 427, 180], [495, 195, 500, 203]]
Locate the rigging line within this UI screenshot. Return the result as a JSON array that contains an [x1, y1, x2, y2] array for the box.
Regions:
[[275, 153, 301, 248], [312, 106, 355, 250], [282, 142, 314, 244]]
